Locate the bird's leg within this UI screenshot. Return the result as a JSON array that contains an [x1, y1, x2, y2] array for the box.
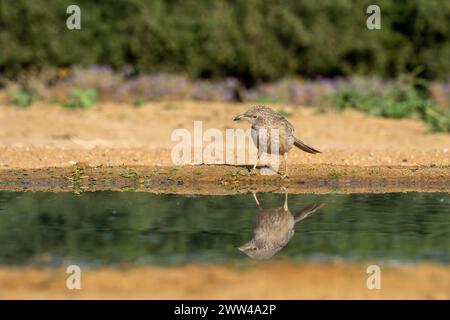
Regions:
[[285, 153, 288, 176], [252, 156, 259, 170], [283, 188, 289, 211], [250, 154, 260, 175], [280, 152, 289, 178], [251, 191, 261, 208]]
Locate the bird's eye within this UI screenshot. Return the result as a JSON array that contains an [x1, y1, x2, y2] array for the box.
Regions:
[[252, 115, 257, 118]]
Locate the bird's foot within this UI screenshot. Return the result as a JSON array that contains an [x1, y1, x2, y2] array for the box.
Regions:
[[279, 173, 289, 179], [249, 168, 259, 176]]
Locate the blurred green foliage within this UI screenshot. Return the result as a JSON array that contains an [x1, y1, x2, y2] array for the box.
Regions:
[[63, 88, 97, 109], [0, 191, 448, 266], [10, 89, 36, 107], [7, 77, 42, 107], [326, 74, 450, 132], [1, 0, 450, 84], [420, 107, 450, 133], [132, 97, 145, 107]]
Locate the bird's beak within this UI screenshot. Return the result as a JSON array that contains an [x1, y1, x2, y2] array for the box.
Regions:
[[233, 113, 245, 121], [237, 243, 253, 252]]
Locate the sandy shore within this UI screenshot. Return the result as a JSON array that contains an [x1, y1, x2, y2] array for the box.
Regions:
[[1, 262, 448, 300], [0, 164, 449, 194]]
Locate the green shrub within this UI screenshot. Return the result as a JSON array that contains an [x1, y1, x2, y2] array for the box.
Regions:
[[63, 89, 97, 109], [326, 75, 450, 132], [419, 105, 450, 133], [1, 0, 450, 84]]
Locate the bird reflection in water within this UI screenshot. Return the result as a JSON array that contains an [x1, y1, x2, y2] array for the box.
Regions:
[[238, 190, 325, 260]]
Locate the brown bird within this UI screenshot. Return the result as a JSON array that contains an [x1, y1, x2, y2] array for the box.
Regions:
[[233, 105, 320, 177], [238, 190, 325, 260]]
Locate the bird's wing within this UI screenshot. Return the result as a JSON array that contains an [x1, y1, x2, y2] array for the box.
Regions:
[[280, 118, 295, 135]]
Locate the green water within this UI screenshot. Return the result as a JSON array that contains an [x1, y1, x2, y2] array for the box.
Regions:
[[0, 191, 448, 265]]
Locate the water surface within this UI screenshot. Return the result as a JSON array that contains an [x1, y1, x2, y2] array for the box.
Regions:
[[0, 191, 448, 266]]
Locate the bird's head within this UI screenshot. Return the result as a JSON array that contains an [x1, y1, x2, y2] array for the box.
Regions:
[[233, 105, 274, 124], [237, 239, 280, 260]]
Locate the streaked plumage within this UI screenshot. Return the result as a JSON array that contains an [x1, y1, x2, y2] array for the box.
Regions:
[[238, 191, 325, 260], [233, 105, 320, 177]]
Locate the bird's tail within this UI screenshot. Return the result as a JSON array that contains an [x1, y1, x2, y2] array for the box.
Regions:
[[294, 137, 321, 154], [294, 203, 326, 223]]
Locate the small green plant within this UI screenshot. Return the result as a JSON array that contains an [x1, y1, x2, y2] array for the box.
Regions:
[[121, 186, 137, 191], [329, 169, 342, 178], [70, 167, 85, 195], [132, 97, 145, 107], [120, 169, 138, 178], [231, 169, 242, 177], [11, 90, 36, 107], [163, 103, 178, 110], [63, 88, 98, 109]]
